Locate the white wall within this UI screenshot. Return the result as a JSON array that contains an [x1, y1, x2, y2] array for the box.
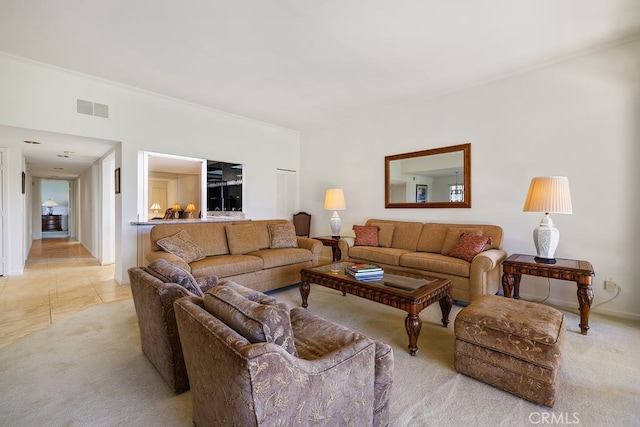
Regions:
[[300, 39, 640, 319], [0, 53, 301, 283]]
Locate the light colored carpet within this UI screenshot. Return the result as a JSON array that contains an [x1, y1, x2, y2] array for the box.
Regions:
[[1, 284, 638, 426]]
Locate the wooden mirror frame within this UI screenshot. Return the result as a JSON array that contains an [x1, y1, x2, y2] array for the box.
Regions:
[[385, 143, 471, 208]]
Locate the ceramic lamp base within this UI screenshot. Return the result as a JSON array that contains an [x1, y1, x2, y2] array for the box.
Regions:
[[329, 211, 341, 239], [533, 213, 560, 263]]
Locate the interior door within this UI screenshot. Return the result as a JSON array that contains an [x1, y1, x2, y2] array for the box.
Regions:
[[0, 150, 4, 276]]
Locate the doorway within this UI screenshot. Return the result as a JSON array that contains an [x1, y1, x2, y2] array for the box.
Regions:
[[41, 179, 71, 239]]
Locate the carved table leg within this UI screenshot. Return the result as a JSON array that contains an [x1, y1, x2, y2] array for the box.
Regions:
[[577, 283, 593, 335], [332, 246, 341, 262], [439, 293, 452, 327], [405, 313, 422, 356], [300, 280, 310, 309], [501, 272, 521, 299]]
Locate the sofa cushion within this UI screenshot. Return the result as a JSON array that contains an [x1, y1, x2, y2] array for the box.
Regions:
[[249, 248, 313, 269], [267, 223, 298, 249], [348, 246, 411, 266], [225, 224, 260, 255], [365, 219, 422, 251], [399, 252, 471, 278], [204, 285, 298, 357], [145, 259, 204, 296], [353, 225, 379, 247], [449, 233, 492, 262], [156, 230, 206, 263], [371, 222, 395, 248], [441, 228, 483, 255], [189, 254, 263, 279]]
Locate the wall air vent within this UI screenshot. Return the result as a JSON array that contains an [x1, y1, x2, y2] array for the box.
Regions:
[[76, 99, 109, 118]]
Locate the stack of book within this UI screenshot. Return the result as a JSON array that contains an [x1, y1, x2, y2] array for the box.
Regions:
[[345, 264, 384, 281]]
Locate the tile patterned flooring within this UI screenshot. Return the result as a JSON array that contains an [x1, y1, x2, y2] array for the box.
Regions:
[[0, 238, 132, 350]]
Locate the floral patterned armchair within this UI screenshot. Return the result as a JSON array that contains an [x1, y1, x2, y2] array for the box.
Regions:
[[174, 284, 394, 426]]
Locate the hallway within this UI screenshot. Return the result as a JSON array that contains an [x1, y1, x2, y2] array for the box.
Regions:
[[0, 238, 132, 349]]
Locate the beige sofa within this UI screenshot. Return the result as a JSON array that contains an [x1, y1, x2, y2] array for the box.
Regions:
[[338, 219, 507, 303], [146, 219, 322, 293]]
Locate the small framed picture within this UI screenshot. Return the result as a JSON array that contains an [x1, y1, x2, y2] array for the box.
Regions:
[[114, 168, 121, 194], [22, 171, 26, 194], [416, 184, 428, 203]]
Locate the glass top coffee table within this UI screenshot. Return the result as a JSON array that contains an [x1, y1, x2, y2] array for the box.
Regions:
[[300, 262, 452, 356]]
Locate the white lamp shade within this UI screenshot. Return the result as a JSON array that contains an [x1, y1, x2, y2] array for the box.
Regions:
[[150, 203, 161, 210], [523, 176, 572, 214], [523, 176, 572, 263], [42, 199, 58, 207], [324, 189, 346, 211]]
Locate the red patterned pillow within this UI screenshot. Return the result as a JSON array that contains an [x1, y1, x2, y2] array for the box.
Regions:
[[449, 233, 492, 262], [353, 225, 379, 246]]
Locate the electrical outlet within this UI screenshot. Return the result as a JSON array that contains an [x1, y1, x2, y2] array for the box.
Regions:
[[604, 279, 616, 291]]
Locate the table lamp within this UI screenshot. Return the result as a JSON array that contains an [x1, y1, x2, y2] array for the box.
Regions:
[[324, 188, 346, 238], [150, 202, 162, 219], [171, 203, 182, 219], [523, 176, 572, 264], [42, 199, 58, 215], [185, 203, 197, 219]]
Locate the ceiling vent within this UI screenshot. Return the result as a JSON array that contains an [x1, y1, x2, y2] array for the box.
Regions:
[[76, 98, 109, 118]]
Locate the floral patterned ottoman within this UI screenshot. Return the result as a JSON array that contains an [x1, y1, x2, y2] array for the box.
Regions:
[[454, 294, 566, 407]]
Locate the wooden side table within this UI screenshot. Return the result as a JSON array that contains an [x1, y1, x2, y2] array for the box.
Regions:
[[312, 236, 342, 262], [501, 254, 595, 335]]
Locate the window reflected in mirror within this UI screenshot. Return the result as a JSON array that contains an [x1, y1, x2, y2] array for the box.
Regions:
[[207, 161, 243, 212]]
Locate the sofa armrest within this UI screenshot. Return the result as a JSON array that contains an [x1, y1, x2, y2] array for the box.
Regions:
[[297, 237, 323, 266], [469, 248, 508, 301], [338, 237, 354, 261], [471, 248, 507, 272], [145, 251, 191, 271]]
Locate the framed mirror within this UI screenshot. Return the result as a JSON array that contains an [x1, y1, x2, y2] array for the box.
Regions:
[[385, 143, 471, 208]]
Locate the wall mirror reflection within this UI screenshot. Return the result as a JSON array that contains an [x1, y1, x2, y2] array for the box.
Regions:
[[385, 143, 471, 208]]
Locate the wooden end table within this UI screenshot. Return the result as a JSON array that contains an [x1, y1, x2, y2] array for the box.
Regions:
[[312, 236, 342, 262], [501, 254, 595, 335]]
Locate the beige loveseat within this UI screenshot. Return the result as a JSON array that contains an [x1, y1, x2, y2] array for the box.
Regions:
[[338, 219, 507, 303], [146, 219, 322, 293]]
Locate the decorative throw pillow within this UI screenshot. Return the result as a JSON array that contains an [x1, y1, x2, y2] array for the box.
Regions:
[[353, 225, 379, 246], [218, 280, 260, 302], [441, 228, 483, 255], [225, 224, 259, 255], [449, 233, 492, 262], [204, 286, 297, 357], [156, 230, 206, 263], [267, 223, 298, 249], [371, 222, 395, 248], [145, 259, 204, 297]]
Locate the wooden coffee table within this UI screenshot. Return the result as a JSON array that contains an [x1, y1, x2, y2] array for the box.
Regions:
[[300, 262, 452, 356]]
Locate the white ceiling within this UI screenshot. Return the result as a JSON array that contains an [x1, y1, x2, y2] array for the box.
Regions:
[[2, 1, 640, 177]]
